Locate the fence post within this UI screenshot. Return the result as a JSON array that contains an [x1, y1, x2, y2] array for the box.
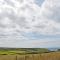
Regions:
[[16, 55, 17, 60]]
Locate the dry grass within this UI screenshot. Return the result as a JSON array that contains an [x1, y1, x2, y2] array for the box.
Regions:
[[0, 52, 60, 60], [0, 55, 16, 60]]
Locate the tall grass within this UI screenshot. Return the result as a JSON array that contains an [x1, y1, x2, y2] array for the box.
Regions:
[[0, 52, 60, 60]]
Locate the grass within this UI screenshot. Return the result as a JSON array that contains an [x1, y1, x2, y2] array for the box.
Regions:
[[0, 48, 60, 60], [0, 48, 49, 55], [0, 52, 60, 60]]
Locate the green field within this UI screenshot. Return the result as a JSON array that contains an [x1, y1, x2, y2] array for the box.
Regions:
[[0, 48, 60, 60], [0, 48, 49, 55]]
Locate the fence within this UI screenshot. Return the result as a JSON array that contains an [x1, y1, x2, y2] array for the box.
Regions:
[[0, 53, 60, 60]]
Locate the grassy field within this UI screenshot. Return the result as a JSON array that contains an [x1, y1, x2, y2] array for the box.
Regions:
[[0, 48, 49, 55], [0, 48, 60, 60]]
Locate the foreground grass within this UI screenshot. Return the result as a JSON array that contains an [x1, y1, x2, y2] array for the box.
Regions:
[[0, 52, 60, 60]]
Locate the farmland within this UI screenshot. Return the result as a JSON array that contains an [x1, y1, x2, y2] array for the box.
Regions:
[[0, 48, 60, 60], [0, 48, 49, 55]]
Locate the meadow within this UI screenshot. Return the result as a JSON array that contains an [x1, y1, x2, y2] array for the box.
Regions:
[[0, 48, 60, 60]]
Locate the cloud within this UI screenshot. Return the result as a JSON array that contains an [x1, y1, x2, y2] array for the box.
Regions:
[[38, 0, 60, 34], [0, 38, 60, 48], [0, 0, 60, 47], [41, 0, 60, 22]]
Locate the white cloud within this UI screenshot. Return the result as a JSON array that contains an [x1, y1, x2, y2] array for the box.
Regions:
[[38, 0, 60, 34], [0, 0, 41, 35], [0, 39, 60, 48], [0, 0, 60, 47]]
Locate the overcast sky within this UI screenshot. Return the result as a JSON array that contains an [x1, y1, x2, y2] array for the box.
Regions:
[[0, 0, 60, 48]]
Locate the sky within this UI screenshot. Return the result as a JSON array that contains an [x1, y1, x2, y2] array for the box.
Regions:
[[0, 0, 60, 48]]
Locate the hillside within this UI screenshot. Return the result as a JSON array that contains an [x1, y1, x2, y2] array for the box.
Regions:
[[0, 48, 49, 55]]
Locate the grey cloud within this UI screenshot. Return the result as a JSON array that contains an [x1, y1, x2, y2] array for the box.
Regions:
[[41, 0, 60, 22], [18, 0, 24, 3], [34, 24, 46, 29], [15, 17, 28, 28], [0, 0, 60, 48], [0, 8, 31, 29], [0, 0, 60, 35], [5, 0, 15, 7]]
